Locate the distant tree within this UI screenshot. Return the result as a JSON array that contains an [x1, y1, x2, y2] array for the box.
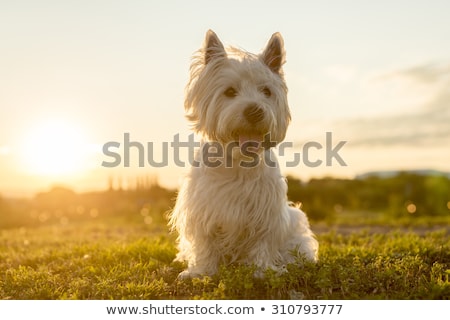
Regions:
[[287, 172, 450, 220], [423, 175, 450, 216]]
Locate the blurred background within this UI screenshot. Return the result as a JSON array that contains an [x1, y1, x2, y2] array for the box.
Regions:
[[1, 1, 449, 229]]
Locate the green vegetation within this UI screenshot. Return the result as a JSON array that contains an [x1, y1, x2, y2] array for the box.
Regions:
[[0, 219, 448, 299], [0, 172, 449, 299], [287, 171, 450, 220]]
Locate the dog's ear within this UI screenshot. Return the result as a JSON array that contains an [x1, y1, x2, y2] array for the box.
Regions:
[[204, 30, 226, 64], [261, 32, 285, 74]]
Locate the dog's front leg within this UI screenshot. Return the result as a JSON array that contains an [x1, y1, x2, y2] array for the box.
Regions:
[[178, 237, 221, 279]]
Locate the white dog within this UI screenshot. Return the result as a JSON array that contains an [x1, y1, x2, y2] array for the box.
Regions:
[[169, 30, 318, 279]]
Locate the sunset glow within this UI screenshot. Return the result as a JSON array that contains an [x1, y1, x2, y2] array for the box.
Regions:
[[0, 1, 449, 196], [19, 120, 91, 176]]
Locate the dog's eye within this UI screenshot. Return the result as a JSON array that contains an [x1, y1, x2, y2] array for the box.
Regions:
[[262, 86, 271, 97], [224, 87, 237, 98]]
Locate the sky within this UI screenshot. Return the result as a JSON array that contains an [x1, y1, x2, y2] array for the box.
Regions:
[[1, 0, 449, 197]]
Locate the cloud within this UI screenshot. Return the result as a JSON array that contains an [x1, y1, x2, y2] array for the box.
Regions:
[[335, 63, 450, 147], [377, 63, 450, 85]]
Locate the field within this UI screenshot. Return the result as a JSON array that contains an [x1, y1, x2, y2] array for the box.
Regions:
[[1, 211, 449, 300]]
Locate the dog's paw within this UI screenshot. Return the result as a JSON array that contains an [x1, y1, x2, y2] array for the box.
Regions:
[[177, 270, 192, 280], [177, 270, 201, 280]]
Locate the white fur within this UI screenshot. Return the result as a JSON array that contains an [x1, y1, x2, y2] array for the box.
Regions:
[[169, 30, 318, 278]]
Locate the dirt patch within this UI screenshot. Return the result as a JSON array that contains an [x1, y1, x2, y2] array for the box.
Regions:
[[312, 224, 450, 236]]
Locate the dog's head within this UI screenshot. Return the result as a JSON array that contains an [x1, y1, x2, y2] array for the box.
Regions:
[[185, 30, 291, 152]]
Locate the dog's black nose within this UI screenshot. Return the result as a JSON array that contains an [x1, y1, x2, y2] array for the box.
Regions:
[[244, 104, 265, 124]]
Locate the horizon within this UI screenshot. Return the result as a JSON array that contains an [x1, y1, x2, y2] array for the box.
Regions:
[[3, 167, 450, 200]]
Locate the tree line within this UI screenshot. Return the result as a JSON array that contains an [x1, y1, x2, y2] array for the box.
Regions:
[[287, 172, 450, 220], [0, 171, 449, 228]]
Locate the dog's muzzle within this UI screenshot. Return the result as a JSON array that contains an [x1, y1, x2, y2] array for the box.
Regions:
[[244, 104, 265, 124]]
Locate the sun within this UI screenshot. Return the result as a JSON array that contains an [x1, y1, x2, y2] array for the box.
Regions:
[[19, 119, 91, 176]]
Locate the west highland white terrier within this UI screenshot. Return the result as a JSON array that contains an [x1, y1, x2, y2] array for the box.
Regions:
[[169, 30, 318, 279]]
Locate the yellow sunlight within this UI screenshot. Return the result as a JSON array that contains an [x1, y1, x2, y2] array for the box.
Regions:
[[19, 119, 91, 177]]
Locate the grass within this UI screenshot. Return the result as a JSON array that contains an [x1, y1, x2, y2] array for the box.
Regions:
[[0, 215, 449, 300]]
